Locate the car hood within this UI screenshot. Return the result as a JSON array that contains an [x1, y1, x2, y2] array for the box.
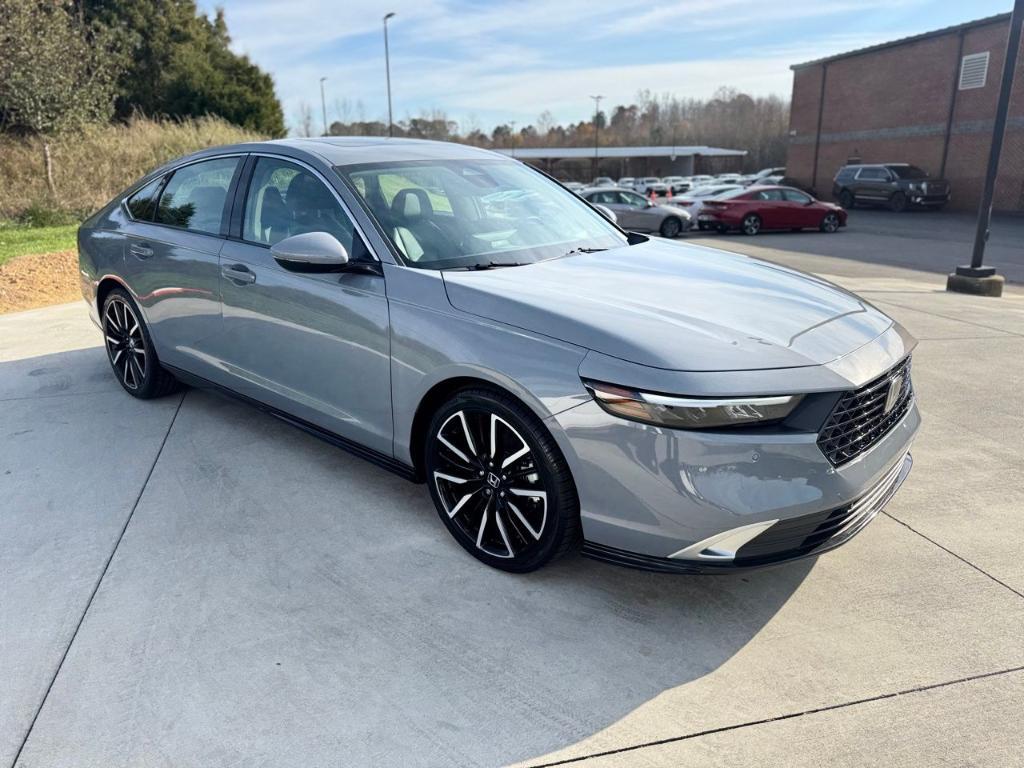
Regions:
[[442, 240, 893, 372]]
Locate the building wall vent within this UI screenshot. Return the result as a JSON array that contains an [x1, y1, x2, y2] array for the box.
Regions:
[[959, 52, 990, 90]]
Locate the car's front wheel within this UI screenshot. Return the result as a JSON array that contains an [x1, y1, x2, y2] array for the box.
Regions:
[[102, 288, 179, 399], [820, 212, 841, 233], [425, 388, 580, 572], [889, 191, 908, 212], [741, 213, 762, 235], [659, 217, 683, 238]]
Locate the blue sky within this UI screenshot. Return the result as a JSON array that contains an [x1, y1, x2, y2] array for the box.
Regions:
[[198, 0, 1011, 135]]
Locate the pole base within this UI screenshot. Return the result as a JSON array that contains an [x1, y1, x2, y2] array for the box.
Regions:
[[946, 270, 1004, 297], [954, 264, 997, 278]]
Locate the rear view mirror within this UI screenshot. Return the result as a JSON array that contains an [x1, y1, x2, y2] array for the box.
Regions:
[[271, 232, 349, 268], [593, 204, 617, 224]]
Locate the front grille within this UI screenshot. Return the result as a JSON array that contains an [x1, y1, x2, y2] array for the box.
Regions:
[[817, 356, 913, 466]]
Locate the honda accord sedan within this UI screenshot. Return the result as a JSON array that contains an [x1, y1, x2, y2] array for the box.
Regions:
[[78, 138, 918, 573], [700, 185, 846, 235]]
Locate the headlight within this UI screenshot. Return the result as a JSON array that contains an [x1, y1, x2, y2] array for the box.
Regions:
[[583, 380, 803, 429]]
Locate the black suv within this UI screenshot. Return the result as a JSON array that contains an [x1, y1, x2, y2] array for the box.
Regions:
[[832, 164, 950, 212]]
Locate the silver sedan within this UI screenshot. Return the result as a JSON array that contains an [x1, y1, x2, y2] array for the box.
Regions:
[[579, 186, 691, 237], [78, 138, 918, 573]]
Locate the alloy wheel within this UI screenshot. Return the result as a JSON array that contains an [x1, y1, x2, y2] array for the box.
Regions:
[[742, 214, 761, 235], [103, 297, 147, 390], [431, 408, 548, 560], [822, 213, 840, 233]]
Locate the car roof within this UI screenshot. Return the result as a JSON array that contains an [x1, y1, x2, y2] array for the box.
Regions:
[[175, 136, 507, 168]]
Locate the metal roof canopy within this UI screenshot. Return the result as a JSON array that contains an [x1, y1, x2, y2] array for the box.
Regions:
[[791, 12, 1011, 70], [493, 145, 747, 160]]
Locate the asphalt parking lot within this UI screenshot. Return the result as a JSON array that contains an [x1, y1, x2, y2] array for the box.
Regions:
[[2, 219, 1024, 767]]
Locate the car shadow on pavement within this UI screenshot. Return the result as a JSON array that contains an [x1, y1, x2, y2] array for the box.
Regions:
[[1, 347, 814, 768]]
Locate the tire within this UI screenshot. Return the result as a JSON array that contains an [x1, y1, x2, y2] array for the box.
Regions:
[[659, 217, 682, 238], [838, 189, 855, 209], [424, 387, 581, 572], [101, 288, 179, 399], [820, 212, 841, 233], [889, 191, 908, 212], [741, 213, 761, 236]]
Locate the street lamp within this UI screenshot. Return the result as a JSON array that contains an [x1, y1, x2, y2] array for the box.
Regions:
[[319, 77, 328, 136], [383, 12, 396, 137], [947, 0, 1020, 298], [590, 95, 603, 178]]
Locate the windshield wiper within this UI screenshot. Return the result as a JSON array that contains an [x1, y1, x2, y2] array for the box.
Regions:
[[563, 246, 607, 257], [466, 260, 529, 270]]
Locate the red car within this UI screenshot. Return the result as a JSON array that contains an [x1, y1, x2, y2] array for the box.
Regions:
[[698, 185, 847, 235]]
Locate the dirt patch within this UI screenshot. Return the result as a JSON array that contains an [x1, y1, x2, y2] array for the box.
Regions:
[[0, 250, 80, 314]]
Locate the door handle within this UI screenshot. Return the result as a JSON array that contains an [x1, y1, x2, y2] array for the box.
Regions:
[[221, 263, 256, 285], [129, 242, 154, 259]]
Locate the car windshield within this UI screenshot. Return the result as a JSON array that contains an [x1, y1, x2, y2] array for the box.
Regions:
[[339, 159, 627, 270], [889, 165, 928, 179]]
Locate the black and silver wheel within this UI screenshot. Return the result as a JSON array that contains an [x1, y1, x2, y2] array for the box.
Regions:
[[820, 212, 841, 233], [102, 288, 179, 398], [741, 213, 761, 236], [888, 191, 907, 212], [838, 189, 854, 209], [425, 388, 580, 572], [659, 217, 682, 238]]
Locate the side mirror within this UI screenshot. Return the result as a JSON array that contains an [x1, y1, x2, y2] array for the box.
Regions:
[[593, 204, 617, 224], [271, 231, 349, 269]]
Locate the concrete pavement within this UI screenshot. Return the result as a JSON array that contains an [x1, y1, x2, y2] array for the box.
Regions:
[[2, 252, 1023, 767]]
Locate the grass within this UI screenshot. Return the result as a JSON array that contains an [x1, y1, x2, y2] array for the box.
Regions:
[[0, 223, 78, 266]]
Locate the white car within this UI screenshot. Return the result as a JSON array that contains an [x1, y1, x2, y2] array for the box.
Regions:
[[661, 176, 690, 194], [633, 177, 670, 196], [688, 175, 715, 188], [593, 176, 615, 187], [617, 176, 636, 189], [665, 184, 743, 229]]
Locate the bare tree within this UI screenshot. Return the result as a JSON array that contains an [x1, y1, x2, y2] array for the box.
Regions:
[[294, 101, 315, 137]]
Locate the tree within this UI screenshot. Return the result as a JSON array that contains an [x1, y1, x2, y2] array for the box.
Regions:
[[0, 0, 122, 196], [82, 0, 285, 136]]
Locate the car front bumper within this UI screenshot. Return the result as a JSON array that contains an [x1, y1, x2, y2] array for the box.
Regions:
[[551, 394, 920, 572]]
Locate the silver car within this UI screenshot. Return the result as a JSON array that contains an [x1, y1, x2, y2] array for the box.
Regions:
[[579, 186, 691, 237], [79, 138, 919, 573]]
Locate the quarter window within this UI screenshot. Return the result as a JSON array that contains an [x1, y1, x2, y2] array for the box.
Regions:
[[125, 177, 165, 221], [755, 189, 784, 201], [243, 157, 365, 258], [156, 156, 239, 234]]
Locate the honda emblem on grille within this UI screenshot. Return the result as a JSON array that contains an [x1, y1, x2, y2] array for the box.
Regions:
[[883, 373, 904, 414]]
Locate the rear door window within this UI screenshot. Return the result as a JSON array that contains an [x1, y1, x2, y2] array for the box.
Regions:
[[855, 167, 889, 181], [755, 189, 784, 201], [155, 156, 240, 234]]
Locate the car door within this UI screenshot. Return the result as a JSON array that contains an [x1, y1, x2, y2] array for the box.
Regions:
[[214, 154, 393, 456], [781, 188, 819, 228], [853, 166, 891, 202], [120, 154, 243, 377], [617, 190, 656, 230], [751, 188, 787, 228]]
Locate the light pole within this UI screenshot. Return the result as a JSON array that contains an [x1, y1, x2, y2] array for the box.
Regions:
[[319, 77, 328, 136], [590, 95, 603, 179], [947, 0, 1020, 298], [383, 12, 396, 137]]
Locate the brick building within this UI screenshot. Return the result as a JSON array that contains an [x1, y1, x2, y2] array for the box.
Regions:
[[787, 13, 1024, 212]]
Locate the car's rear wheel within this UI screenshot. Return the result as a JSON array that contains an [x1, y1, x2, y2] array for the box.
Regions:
[[659, 217, 682, 238], [820, 212, 841, 233], [741, 213, 761, 236], [889, 191, 908, 212], [838, 189, 854, 209], [102, 288, 179, 399], [425, 388, 580, 572]]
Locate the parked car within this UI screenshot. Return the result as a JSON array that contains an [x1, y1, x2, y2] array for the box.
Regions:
[[79, 138, 916, 574], [832, 163, 950, 211], [592, 176, 615, 187], [633, 177, 670, 197], [580, 187, 691, 237], [667, 184, 744, 230], [743, 167, 787, 186], [714, 173, 743, 183], [617, 176, 636, 189], [562, 181, 585, 193], [661, 175, 690, 194], [688, 174, 715, 188], [698, 185, 847, 235]]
